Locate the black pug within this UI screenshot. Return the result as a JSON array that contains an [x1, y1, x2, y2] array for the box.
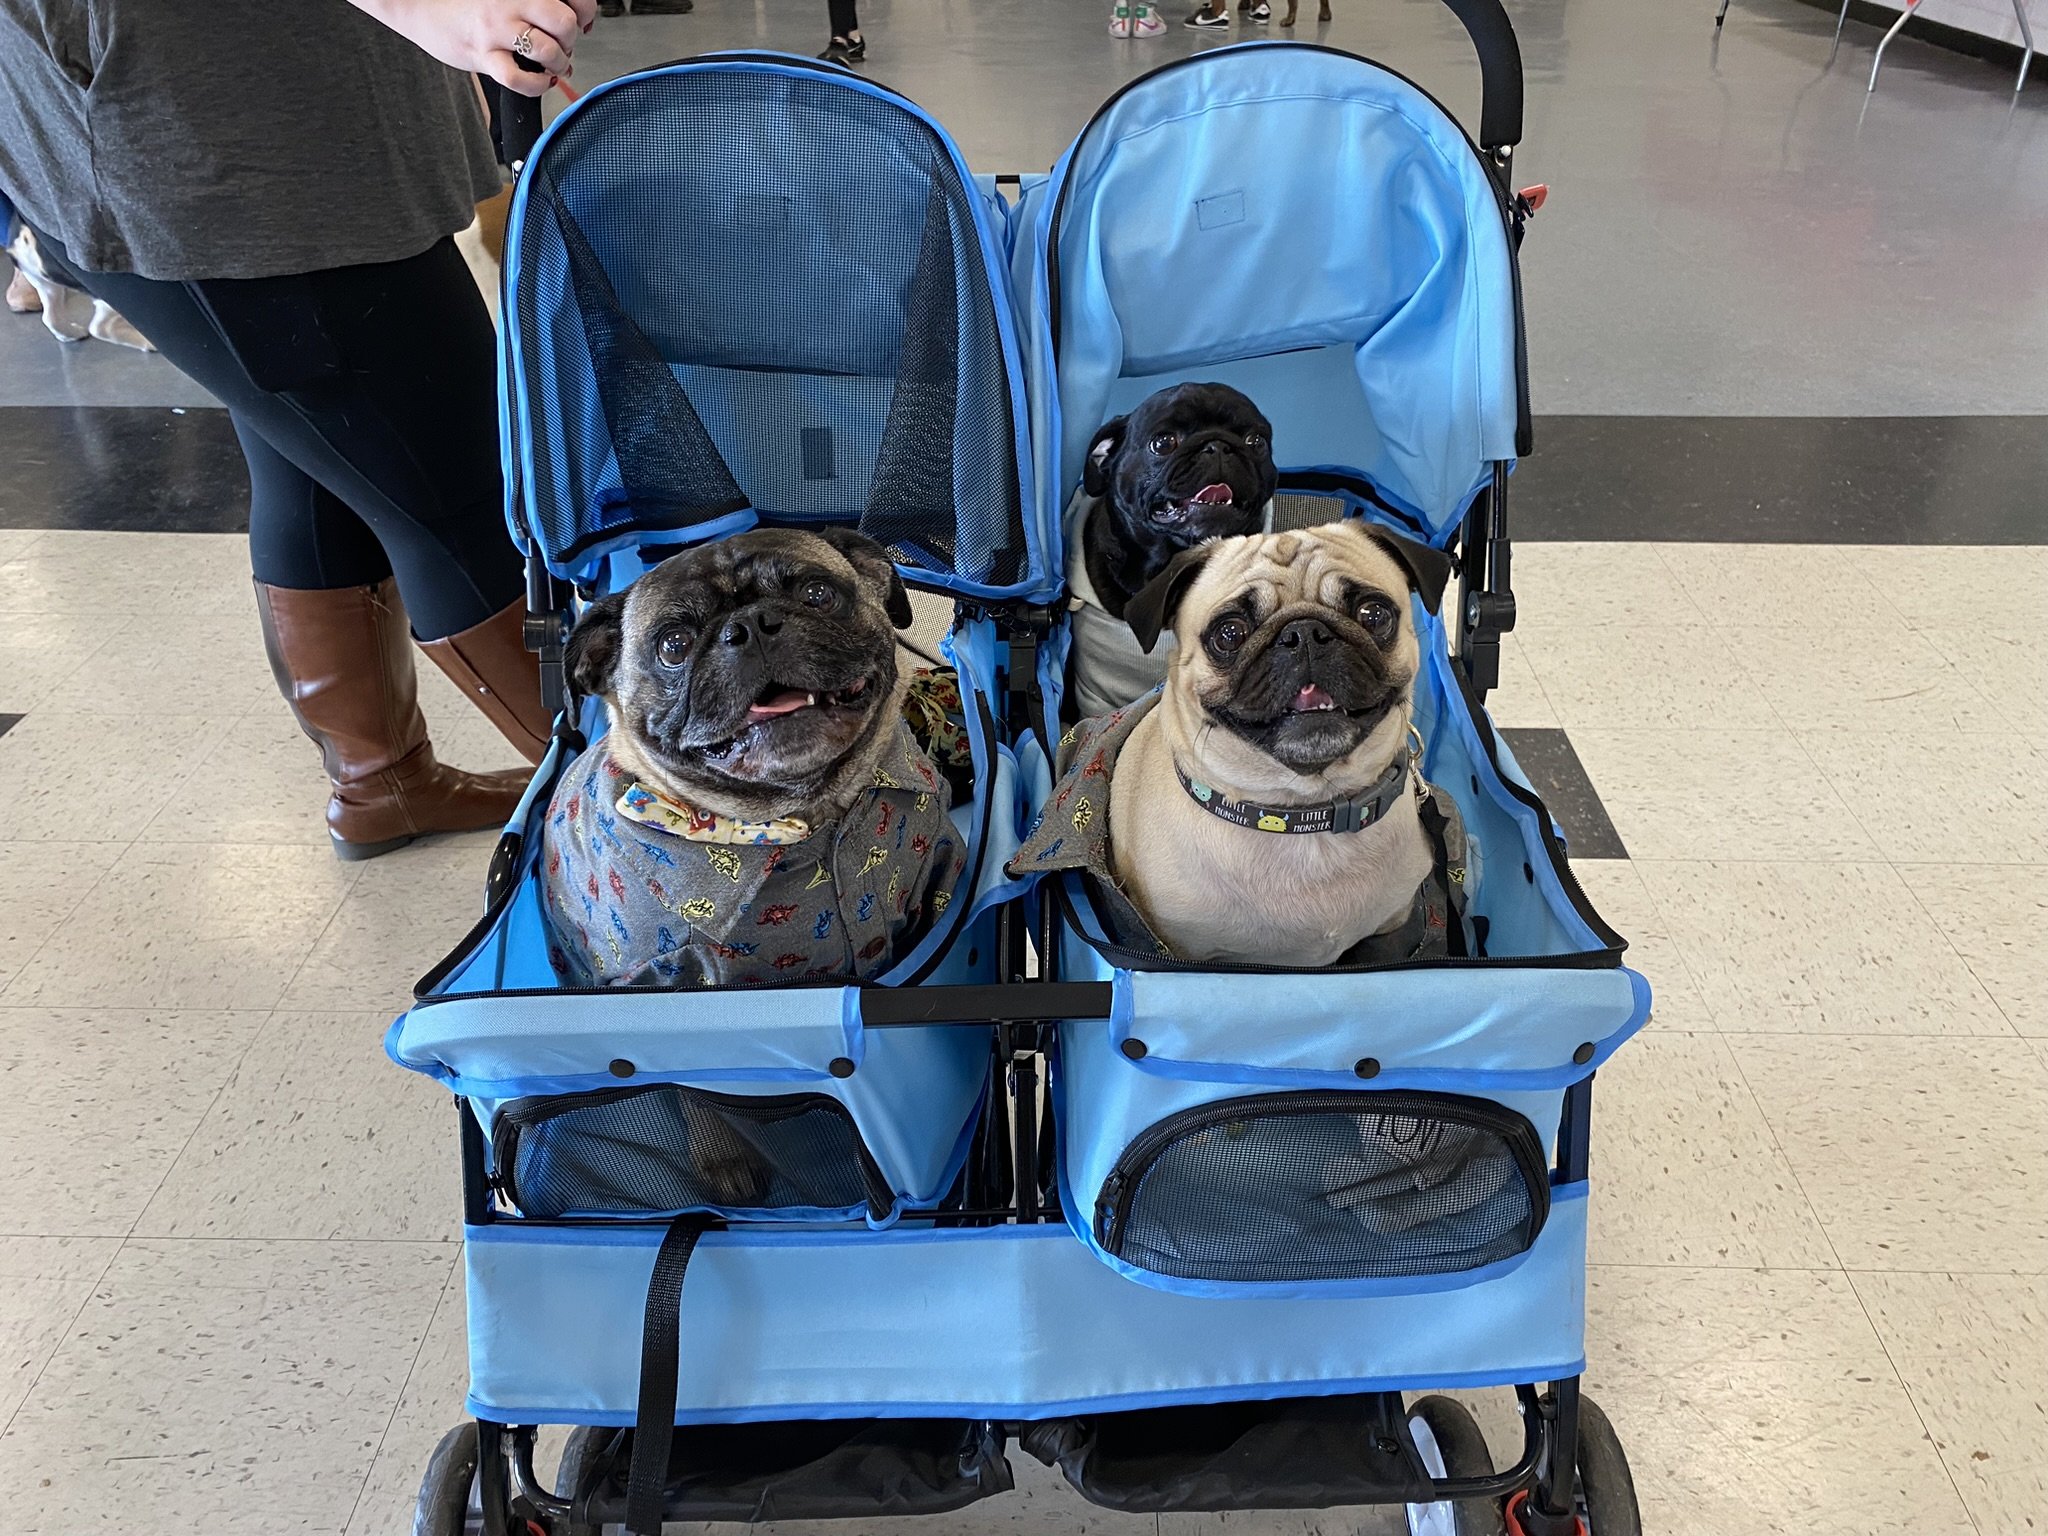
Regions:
[[1065, 382, 1278, 719], [540, 527, 963, 991]]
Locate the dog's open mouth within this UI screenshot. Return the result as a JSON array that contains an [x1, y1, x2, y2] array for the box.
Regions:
[[1156, 482, 1236, 525], [700, 675, 874, 763], [1289, 683, 1337, 713]]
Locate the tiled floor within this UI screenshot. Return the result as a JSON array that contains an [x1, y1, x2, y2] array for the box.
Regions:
[[1, 534, 2044, 1533]]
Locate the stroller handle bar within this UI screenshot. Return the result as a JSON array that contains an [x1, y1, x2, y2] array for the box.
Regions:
[[1439, 0, 1524, 155]]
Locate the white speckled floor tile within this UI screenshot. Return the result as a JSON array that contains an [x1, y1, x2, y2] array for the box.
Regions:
[[1797, 731, 2048, 865], [1480, 633, 1560, 730], [1657, 543, 1908, 635], [0, 609, 123, 713], [1852, 1270, 2048, 1536], [0, 530, 254, 616], [342, 1264, 467, 1536], [1586, 1032, 1835, 1269], [1735, 1035, 2048, 1273], [0, 1239, 452, 1534], [1918, 629, 2048, 733], [1633, 860, 2011, 1036], [0, 711, 229, 841], [1842, 546, 2048, 631], [136, 1010, 458, 1242], [0, 843, 357, 1010], [0, 1008, 268, 1236], [0, 1239, 119, 1426], [1566, 858, 1714, 1029], [136, 706, 336, 846], [38, 609, 277, 717], [1583, 1265, 1972, 1536], [277, 837, 494, 1011], [1748, 626, 2004, 735], [1569, 728, 1879, 862], [0, 840, 133, 990], [1503, 543, 1706, 635], [0, 531, 45, 563], [1897, 863, 2048, 1037], [1518, 622, 1777, 732]]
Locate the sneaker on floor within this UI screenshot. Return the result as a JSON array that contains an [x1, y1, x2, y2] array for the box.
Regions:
[[818, 35, 865, 61], [1248, 2, 1271, 20], [1132, 3, 1167, 32], [1185, 7, 1228, 25]]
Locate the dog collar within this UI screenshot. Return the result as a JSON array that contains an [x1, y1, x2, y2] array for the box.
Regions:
[[616, 780, 813, 846], [1174, 756, 1409, 835]]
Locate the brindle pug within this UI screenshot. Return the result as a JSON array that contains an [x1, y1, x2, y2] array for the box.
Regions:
[[540, 527, 966, 1204], [1111, 521, 1453, 966]]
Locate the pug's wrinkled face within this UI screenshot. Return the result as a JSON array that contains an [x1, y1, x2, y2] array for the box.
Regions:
[[1127, 522, 1453, 786], [1085, 383, 1278, 546], [565, 527, 913, 819]]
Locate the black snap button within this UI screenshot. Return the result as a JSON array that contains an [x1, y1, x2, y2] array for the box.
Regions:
[[1355, 1057, 1381, 1079], [608, 1058, 635, 1078], [1120, 1038, 1148, 1060], [829, 1056, 857, 1079], [1572, 1042, 1595, 1065]]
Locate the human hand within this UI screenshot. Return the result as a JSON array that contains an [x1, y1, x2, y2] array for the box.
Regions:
[[351, 0, 600, 95]]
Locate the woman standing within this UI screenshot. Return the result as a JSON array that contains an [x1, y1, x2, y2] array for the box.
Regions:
[[0, 0, 594, 858]]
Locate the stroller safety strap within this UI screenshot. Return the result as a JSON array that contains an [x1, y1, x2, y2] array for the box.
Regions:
[[629, 1214, 715, 1536]]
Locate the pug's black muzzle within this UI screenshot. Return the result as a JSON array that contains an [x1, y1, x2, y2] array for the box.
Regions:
[[658, 601, 888, 756], [1213, 611, 1399, 771], [1140, 433, 1274, 536]]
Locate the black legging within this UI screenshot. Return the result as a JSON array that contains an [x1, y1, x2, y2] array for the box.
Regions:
[[33, 228, 520, 640], [828, 0, 860, 36]]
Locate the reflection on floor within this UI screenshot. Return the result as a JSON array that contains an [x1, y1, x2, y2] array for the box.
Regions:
[[0, 533, 2042, 1534]]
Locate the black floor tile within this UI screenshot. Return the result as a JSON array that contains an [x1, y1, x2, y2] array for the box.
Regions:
[[0, 407, 247, 533], [1498, 727, 1627, 861], [1513, 416, 2048, 543], [0, 714, 22, 740]]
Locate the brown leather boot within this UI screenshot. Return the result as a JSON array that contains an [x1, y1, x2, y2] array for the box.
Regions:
[[417, 599, 552, 766], [254, 579, 533, 861]]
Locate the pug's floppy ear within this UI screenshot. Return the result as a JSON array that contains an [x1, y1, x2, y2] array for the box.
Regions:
[[564, 589, 629, 702], [1125, 542, 1218, 655], [1361, 525, 1455, 615], [1082, 415, 1129, 499], [816, 526, 914, 629]]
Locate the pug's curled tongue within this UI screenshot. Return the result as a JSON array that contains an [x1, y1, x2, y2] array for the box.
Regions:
[[1161, 482, 1236, 523]]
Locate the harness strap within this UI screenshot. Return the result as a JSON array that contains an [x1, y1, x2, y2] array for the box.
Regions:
[[627, 1214, 713, 1536]]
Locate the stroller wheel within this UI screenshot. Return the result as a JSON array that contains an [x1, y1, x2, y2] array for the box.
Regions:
[[555, 1424, 622, 1536], [412, 1422, 483, 1536], [1571, 1395, 1641, 1536], [1405, 1395, 1506, 1535]]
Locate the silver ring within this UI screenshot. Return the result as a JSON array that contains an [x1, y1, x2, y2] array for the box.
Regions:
[[513, 24, 536, 56]]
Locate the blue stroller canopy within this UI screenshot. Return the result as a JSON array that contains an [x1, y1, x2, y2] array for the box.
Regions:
[[1018, 44, 1525, 548], [501, 56, 1042, 597]]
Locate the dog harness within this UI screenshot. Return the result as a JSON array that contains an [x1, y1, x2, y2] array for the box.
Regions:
[[541, 721, 963, 989]]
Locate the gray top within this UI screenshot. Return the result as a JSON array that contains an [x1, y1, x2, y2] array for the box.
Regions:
[[0, 0, 502, 279]]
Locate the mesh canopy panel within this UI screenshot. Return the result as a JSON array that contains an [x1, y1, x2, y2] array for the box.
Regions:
[[508, 62, 1026, 589]]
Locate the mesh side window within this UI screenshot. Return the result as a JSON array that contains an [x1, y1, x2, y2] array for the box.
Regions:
[[1097, 1092, 1547, 1283], [510, 67, 1024, 586], [496, 1085, 890, 1219]]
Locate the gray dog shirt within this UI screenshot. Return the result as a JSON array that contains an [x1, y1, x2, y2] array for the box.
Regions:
[[542, 722, 964, 988]]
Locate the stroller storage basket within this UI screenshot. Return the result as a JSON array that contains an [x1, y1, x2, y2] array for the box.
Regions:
[[566, 1418, 1013, 1524], [1094, 1090, 1548, 1284], [1019, 1394, 1432, 1513], [494, 1083, 895, 1221]]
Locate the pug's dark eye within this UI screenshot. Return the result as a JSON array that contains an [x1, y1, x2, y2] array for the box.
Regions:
[[1148, 432, 1178, 455], [1243, 431, 1266, 448], [1357, 598, 1397, 640], [800, 579, 838, 612], [654, 626, 695, 668], [1205, 615, 1250, 658]]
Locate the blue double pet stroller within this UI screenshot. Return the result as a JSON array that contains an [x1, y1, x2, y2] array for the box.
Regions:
[[388, 10, 1652, 1533]]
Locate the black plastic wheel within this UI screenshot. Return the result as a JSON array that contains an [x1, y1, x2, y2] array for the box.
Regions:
[[1406, 1395, 1507, 1536], [412, 1422, 482, 1536], [1572, 1395, 1640, 1536]]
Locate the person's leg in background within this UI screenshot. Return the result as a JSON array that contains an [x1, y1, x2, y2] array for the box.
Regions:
[[821, 0, 865, 62], [31, 228, 551, 858]]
